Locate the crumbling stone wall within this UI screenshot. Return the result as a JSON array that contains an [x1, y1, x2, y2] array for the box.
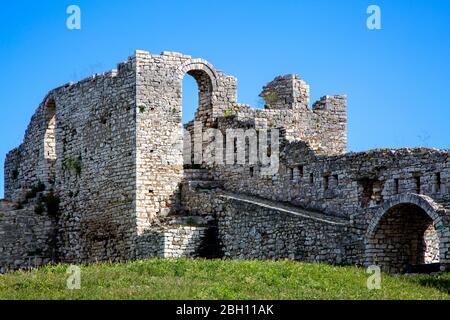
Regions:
[[135, 226, 206, 258], [134, 51, 236, 234], [0, 200, 55, 273], [217, 198, 348, 263], [1, 50, 449, 273], [3, 56, 138, 265]]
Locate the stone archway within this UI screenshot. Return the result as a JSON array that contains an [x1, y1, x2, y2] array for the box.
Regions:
[[177, 60, 219, 127], [365, 194, 447, 273], [177, 60, 219, 166]]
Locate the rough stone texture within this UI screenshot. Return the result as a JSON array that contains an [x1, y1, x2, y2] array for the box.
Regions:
[[0, 200, 55, 273], [3, 56, 137, 269], [135, 226, 206, 258], [1, 50, 449, 273], [216, 193, 349, 263]]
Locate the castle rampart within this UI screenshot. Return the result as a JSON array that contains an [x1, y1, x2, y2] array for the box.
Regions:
[[1, 50, 448, 274]]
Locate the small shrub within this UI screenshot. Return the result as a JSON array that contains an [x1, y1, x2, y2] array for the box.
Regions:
[[62, 157, 82, 176], [262, 91, 278, 108], [185, 217, 197, 226], [35, 181, 46, 192], [44, 193, 61, 217], [138, 104, 146, 113], [223, 109, 234, 117], [25, 181, 46, 200]]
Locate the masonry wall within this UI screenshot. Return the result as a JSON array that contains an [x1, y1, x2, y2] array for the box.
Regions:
[[217, 197, 351, 263], [4, 56, 138, 264], [225, 75, 347, 155], [0, 200, 55, 272], [2, 50, 449, 273], [212, 135, 449, 222], [367, 203, 437, 273], [206, 115, 449, 270], [135, 226, 206, 259], [180, 185, 361, 264], [134, 51, 236, 233]]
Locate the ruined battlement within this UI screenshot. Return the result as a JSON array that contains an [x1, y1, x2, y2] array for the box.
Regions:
[[1, 51, 448, 274]]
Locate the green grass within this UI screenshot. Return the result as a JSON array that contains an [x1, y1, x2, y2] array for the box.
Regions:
[[0, 258, 448, 300]]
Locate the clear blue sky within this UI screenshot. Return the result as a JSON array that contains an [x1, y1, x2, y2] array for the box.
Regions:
[[1, 0, 449, 198]]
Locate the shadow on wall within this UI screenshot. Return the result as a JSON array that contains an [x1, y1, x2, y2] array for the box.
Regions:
[[196, 220, 224, 259]]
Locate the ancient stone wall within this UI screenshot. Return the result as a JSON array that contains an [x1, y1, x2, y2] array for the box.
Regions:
[[4, 55, 138, 264], [135, 226, 206, 259], [0, 200, 55, 272], [226, 75, 347, 155], [217, 195, 350, 263], [180, 185, 361, 264], [365, 194, 449, 272], [134, 51, 236, 234], [1, 50, 449, 273], [214, 144, 449, 219]]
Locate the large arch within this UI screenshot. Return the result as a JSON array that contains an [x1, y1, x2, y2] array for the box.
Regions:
[[365, 194, 448, 273]]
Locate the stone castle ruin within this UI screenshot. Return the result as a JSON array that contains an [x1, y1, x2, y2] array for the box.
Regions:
[[1, 50, 449, 273]]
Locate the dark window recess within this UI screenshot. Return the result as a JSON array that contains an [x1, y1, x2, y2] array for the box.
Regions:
[[233, 137, 238, 163], [333, 174, 339, 186], [323, 175, 329, 191], [289, 168, 294, 181], [435, 173, 441, 193], [310, 172, 314, 184], [394, 178, 399, 194], [358, 177, 383, 208], [298, 165, 304, 177], [249, 167, 254, 177], [245, 140, 250, 163], [414, 176, 421, 194]]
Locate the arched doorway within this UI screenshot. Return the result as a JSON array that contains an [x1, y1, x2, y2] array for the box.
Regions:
[[178, 62, 217, 166], [43, 98, 56, 184], [177, 60, 217, 126], [181, 68, 214, 125], [365, 195, 444, 273], [182, 74, 199, 125]]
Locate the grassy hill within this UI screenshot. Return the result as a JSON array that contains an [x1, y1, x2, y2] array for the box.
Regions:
[[0, 258, 448, 300]]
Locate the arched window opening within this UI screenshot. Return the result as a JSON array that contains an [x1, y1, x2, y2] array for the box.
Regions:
[[181, 69, 213, 125], [181, 68, 214, 167], [182, 74, 198, 125], [44, 99, 56, 183]]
